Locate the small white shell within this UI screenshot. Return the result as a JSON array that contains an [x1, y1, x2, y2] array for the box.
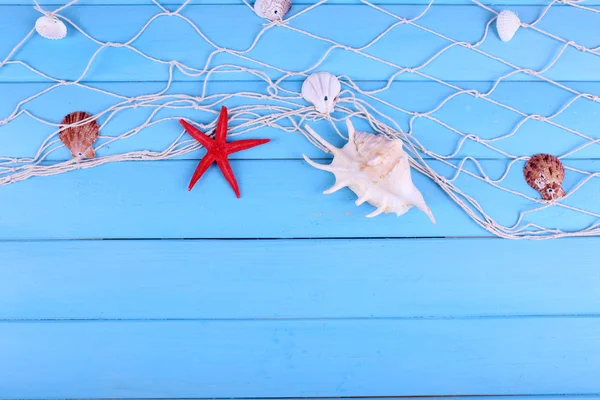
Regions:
[[35, 15, 67, 40], [301, 72, 341, 115], [496, 10, 520, 42], [302, 120, 435, 223], [254, 0, 292, 21]]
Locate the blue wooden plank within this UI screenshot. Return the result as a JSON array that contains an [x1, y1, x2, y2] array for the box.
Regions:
[[1, 238, 600, 319], [2, 318, 600, 397], [1, 81, 599, 161], [0, 159, 599, 239], [1, 5, 598, 82]]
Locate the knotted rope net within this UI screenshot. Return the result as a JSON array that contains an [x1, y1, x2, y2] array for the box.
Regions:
[[1, 0, 598, 239]]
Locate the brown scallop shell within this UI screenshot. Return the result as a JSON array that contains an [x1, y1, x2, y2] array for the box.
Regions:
[[59, 111, 99, 159], [523, 153, 566, 201]]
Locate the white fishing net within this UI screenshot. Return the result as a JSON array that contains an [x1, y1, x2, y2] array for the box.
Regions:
[[1, 0, 598, 239]]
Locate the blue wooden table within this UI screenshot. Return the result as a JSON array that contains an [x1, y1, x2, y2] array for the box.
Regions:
[[1, 0, 600, 398]]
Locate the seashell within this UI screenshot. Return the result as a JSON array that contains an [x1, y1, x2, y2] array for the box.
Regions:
[[254, 0, 292, 21], [59, 111, 99, 159], [523, 153, 566, 201], [301, 72, 341, 115], [496, 10, 520, 42], [35, 15, 67, 40], [302, 120, 435, 223]]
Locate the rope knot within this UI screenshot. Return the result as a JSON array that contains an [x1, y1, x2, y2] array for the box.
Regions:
[[405, 68, 416, 74], [467, 134, 481, 143], [574, 43, 586, 52], [34, 4, 54, 17], [264, 19, 286, 28], [266, 84, 278, 96], [0, 119, 7, 126], [531, 114, 544, 121]]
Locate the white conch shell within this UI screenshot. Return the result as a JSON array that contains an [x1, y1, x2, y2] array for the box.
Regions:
[[496, 10, 520, 42], [301, 72, 341, 115], [254, 0, 292, 21], [302, 120, 436, 223], [35, 15, 67, 40]]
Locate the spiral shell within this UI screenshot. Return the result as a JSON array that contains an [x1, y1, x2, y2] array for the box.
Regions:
[[496, 10, 520, 42], [254, 0, 292, 21], [303, 120, 435, 222], [523, 154, 566, 201], [59, 112, 99, 159], [35, 15, 67, 40]]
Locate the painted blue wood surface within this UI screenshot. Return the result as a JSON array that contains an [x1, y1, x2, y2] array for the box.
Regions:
[[1, 239, 599, 319], [2, 318, 600, 398], [1, 0, 600, 398], [2, 159, 600, 239]]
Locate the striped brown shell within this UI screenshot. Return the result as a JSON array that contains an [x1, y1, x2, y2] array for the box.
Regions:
[[523, 153, 566, 201], [59, 111, 99, 159]]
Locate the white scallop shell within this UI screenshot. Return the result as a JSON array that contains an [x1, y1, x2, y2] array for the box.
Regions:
[[35, 15, 67, 40], [301, 72, 341, 115], [496, 10, 520, 42], [254, 0, 292, 21], [302, 120, 436, 222]]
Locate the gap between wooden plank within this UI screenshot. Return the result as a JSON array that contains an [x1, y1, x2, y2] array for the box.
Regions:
[[18, 396, 600, 399], [9, 1, 600, 5], [2, 314, 600, 322], [6, 396, 600, 400]]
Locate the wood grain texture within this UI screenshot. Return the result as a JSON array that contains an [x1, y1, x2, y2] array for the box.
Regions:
[[2, 318, 600, 398], [1, 238, 599, 320], [2, 5, 599, 82]]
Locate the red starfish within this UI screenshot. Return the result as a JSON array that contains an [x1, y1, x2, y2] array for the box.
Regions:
[[180, 106, 270, 198]]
